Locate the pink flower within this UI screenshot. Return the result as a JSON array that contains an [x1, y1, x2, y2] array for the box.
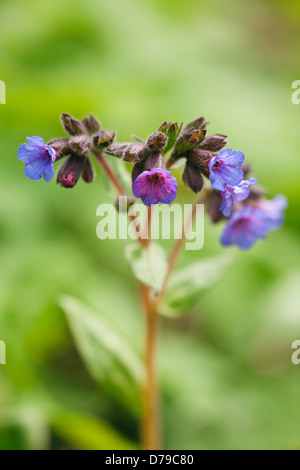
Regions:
[[132, 168, 178, 206]]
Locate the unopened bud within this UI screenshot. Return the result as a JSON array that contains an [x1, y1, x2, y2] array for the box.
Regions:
[[182, 162, 204, 193], [82, 114, 100, 134], [146, 132, 168, 151], [70, 135, 91, 155], [93, 130, 115, 150]]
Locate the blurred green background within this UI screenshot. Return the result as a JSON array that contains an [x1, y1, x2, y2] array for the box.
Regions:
[[0, 0, 300, 450]]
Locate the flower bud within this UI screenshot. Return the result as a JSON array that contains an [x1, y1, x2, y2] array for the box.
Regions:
[[182, 162, 204, 193], [205, 190, 225, 223], [173, 128, 206, 157], [132, 162, 145, 182], [188, 149, 212, 166], [69, 135, 91, 155], [184, 116, 208, 131], [146, 132, 168, 151], [93, 130, 115, 150], [82, 114, 100, 134], [47, 138, 70, 160], [56, 153, 85, 188], [123, 143, 147, 162], [157, 121, 180, 154], [106, 142, 148, 162], [199, 134, 227, 152], [61, 113, 86, 136], [81, 157, 95, 183], [143, 152, 165, 171]]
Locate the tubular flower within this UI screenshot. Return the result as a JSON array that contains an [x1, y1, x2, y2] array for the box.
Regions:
[[132, 168, 178, 206], [220, 177, 258, 217], [208, 149, 245, 191], [18, 136, 57, 182]]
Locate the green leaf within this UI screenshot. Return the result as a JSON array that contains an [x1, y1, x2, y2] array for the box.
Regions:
[[159, 253, 233, 317], [52, 412, 139, 450], [60, 295, 144, 414], [125, 242, 167, 293]]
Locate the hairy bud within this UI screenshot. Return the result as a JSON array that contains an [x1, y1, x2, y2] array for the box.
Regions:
[[56, 154, 86, 188], [184, 116, 208, 131], [82, 114, 101, 134], [146, 132, 168, 151], [61, 113, 86, 136], [81, 157, 95, 183], [93, 130, 115, 150], [199, 134, 227, 152], [182, 162, 204, 193], [47, 138, 70, 160], [69, 135, 91, 155]]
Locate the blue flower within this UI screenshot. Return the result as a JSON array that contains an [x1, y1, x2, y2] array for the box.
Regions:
[[18, 136, 57, 182], [208, 149, 245, 191], [220, 177, 258, 217], [220, 206, 272, 249], [220, 195, 287, 250], [132, 168, 178, 206]]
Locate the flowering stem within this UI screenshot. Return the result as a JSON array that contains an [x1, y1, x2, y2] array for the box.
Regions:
[[92, 149, 125, 195], [93, 150, 148, 247], [141, 206, 161, 450], [93, 153, 158, 447], [141, 283, 160, 450], [93, 152, 201, 449]]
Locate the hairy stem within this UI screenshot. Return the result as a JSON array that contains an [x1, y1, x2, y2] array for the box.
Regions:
[[92, 149, 125, 195], [141, 283, 160, 450], [93, 150, 148, 247], [94, 151, 202, 449], [94, 152, 158, 446]]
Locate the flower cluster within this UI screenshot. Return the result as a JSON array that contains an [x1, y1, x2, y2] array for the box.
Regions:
[[17, 113, 287, 250], [18, 113, 115, 188], [203, 148, 287, 249]]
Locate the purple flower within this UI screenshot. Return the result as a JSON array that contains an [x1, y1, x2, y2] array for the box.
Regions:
[[256, 195, 288, 230], [220, 177, 258, 217], [18, 136, 57, 182], [132, 168, 178, 206], [208, 148, 245, 191], [221, 206, 272, 250]]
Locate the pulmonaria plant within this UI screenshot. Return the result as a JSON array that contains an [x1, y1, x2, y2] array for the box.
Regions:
[[17, 113, 287, 450], [18, 112, 287, 250]]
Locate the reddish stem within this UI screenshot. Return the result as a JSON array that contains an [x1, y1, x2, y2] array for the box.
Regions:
[[92, 150, 125, 195]]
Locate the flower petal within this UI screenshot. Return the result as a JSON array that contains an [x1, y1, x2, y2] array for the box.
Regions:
[[18, 143, 45, 163], [221, 206, 271, 250], [26, 136, 45, 146], [220, 195, 233, 217], [224, 150, 245, 167], [157, 177, 178, 204], [132, 173, 148, 198], [215, 148, 232, 160], [24, 158, 50, 181], [43, 163, 54, 182], [45, 144, 57, 162], [218, 165, 244, 187], [209, 170, 227, 191]]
